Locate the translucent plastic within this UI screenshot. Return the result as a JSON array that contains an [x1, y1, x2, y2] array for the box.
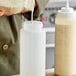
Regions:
[[20, 21, 46, 76]]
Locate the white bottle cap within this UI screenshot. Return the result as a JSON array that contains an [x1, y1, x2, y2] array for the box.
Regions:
[[55, 0, 76, 25], [23, 21, 43, 31], [60, 0, 73, 12], [59, 7, 74, 12], [57, 0, 76, 18]]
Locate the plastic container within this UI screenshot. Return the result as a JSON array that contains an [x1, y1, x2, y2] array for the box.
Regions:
[[20, 21, 46, 76], [55, 0, 76, 76]]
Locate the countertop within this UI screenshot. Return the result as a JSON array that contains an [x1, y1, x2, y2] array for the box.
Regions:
[[13, 68, 54, 76]]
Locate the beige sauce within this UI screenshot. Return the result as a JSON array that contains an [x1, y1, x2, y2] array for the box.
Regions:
[[31, 10, 33, 21], [55, 24, 76, 76]]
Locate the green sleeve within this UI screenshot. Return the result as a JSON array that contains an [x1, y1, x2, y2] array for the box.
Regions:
[[22, 0, 49, 20], [37, 0, 49, 13]]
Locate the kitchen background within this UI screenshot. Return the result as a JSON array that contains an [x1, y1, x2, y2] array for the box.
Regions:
[[37, 0, 76, 69]]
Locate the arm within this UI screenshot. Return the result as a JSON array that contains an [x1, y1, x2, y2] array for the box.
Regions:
[[0, 0, 49, 18], [22, 0, 49, 20], [37, 0, 49, 13]]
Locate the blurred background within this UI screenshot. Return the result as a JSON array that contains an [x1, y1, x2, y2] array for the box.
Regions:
[[37, 0, 76, 69]]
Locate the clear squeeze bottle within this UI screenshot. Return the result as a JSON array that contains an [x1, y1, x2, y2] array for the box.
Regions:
[[20, 21, 46, 76]]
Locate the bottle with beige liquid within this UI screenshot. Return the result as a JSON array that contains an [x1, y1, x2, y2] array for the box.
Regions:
[[55, 0, 76, 76]]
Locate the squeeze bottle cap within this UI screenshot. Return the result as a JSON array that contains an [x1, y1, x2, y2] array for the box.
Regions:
[[59, 0, 74, 13], [56, 0, 76, 19], [55, 0, 76, 25]]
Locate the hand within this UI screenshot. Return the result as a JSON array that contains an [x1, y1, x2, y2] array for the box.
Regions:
[[0, 10, 12, 16], [0, 10, 5, 16]]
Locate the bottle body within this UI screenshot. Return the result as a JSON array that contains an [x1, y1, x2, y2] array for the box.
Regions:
[[55, 11, 76, 76], [20, 21, 46, 76]]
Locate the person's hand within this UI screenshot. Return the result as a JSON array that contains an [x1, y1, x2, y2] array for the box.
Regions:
[[0, 10, 4, 16], [0, 10, 12, 16]]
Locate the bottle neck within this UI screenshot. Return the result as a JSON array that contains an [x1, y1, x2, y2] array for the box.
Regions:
[[23, 21, 43, 31]]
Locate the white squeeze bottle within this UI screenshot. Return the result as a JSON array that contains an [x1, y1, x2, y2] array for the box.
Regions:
[[20, 21, 46, 76], [55, 0, 76, 76]]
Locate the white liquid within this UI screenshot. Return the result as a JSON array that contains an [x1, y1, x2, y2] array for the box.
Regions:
[[31, 10, 33, 21], [30, 0, 34, 22], [55, 23, 76, 76]]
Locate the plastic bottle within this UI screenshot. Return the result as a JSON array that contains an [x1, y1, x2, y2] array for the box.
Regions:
[[20, 21, 46, 76], [55, 0, 76, 76]]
